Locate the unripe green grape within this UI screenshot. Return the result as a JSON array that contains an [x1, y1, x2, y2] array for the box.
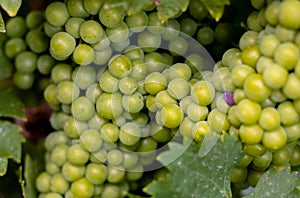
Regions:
[[247, 11, 263, 32], [278, 0, 300, 30], [90, 148, 107, 163], [169, 63, 192, 81], [137, 30, 161, 52], [256, 56, 274, 74], [154, 90, 177, 109], [96, 92, 123, 120], [160, 103, 183, 129], [274, 43, 299, 70], [26, 10, 44, 29], [101, 184, 121, 198], [26, 29, 49, 54], [62, 162, 85, 182], [122, 92, 144, 113], [259, 34, 279, 57], [6, 16, 27, 38], [88, 113, 107, 132], [107, 166, 125, 183], [64, 117, 88, 138], [85, 83, 102, 104], [93, 47, 112, 66], [44, 84, 60, 106], [50, 173, 69, 194], [80, 129, 102, 152], [79, 20, 104, 44], [71, 96, 95, 121], [241, 45, 261, 68], [106, 21, 129, 43], [67, 144, 89, 166], [50, 32, 76, 61], [119, 76, 138, 95], [275, 24, 296, 42], [272, 146, 291, 166], [46, 161, 60, 175], [4, 38, 27, 59], [83, 0, 104, 15], [285, 122, 300, 143], [137, 137, 157, 157], [167, 78, 190, 100], [56, 80, 80, 104], [277, 101, 299, 126], [283, 73, 300, 100], [161, 19, 180, 41], [65, 17, 85, 39], [67, 0, 89, 18], [125, 11, 148, 32], [51, 63, 72, 83], [50, 111, 70, 130], [239, 31, 258, 51], [188, 0, 208, 21], [144, 72, 167, 95], [111, 38, 130, 52], [71, 178, 94, 198], [239, 124, 263, 144], [259, 107, 280, 131], [192, 121, 209, 143], [168, 37, 188, 56], [119, 122, 141, 146], [196, 26, 214, 46], [99, 70, 119, 93], [44, 131, 69, 152], [107, 149, 123, 166], [45, 2, 70, 27], [72, 44, 95, 65], [270, 90, 287, 103], [207, 109, 230, 133], [211, 67, 230, 92], [262, 126, 287, 151], [44, 21, 63, 37], [179, 117, 195, 138], [37, 54, 56, 75], [99, 6, 125, 28], [124, 46, 144, 61], [262, 63, 288, 89], [147, 12, 165, 34], [151, 123, 172, 143], [243, 143, 266, 157], [51, 144, 68, 167], [252, 150, 272, 171], [236, 154, 253, 168], [191, 81, 215, 106], [36, 172, 51, 193], [243, 73, 271, 102], [222, 48, 240, 66], [144, 52, 165, 73], [85, 163, 108, 185], [100, 123, 119, 143], [126, 164, 144, 181], [13, 72, 34, 90], [180, 18, 197, 36], [236, 98, 261, 125], [15, 51, 37, 74], [108, 55, 132, 79], [72, 66, 97, 90], [290, 145, 300, 166], [231, 167, 248, 183], [187, 102, 208, 122]]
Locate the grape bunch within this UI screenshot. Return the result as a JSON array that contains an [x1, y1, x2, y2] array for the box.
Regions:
[[207, 0, 300, 192], [3, 10, 55, 90], [35, 0, 221, 197]]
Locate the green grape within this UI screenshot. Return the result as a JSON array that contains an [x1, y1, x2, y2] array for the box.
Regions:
[[106, 21, 129, 43], [44, 84, 60, 106], [180, 18, 197, 36], [13, 72, 34, 90], [62, 162, 85, 182], [275, 24, 296, 42], [231, 167, 248, 183], [51, 63, 72, 83], [161, 19, 180, 41], [137, 137, 157, 157], [278, 0, 300, 30], [130, 60, 148, 81], [137, 30, 161, 52], [236, 98, 261, 125], [4, 38, 27, 59], [179, 117, 194, 138], [107, 166, 125, 183], [50, 32, 76, 61], [119, 77, 138, 95], [107, 149, 123, 165], [167, 78, 190, 100], [83, 0, 104, 15], [243, 73, 271, 102], [155, 90, 177, 109], [252, 150, 272, 171], [6, 16, 27, 38], [99, 5, 125, 28], [188, 0, 208, 21], [26, 29, 49, 54], [71, 178, 94, 198], [259, 107, 280, 131], [207, 109, 230, 133], [37, 54, 56, 75], [111, 38, 130, 52], [64, 117, 88, 138], [124, 46, 144, 61], [26, 10, 44, 29], [160, 103, 183, 129], [67, 0, 89, 18], [231, 64, 255, 88], [44, 192, 63, 198], [262, 126, 287, 151], [262, 63, 288, 89], [50, 111, 70, 130], [119, 122, 141, 146], [239, 124, 263, 144], [44, 21, 64, 37], [126, 164, 144, 181], [278, 101, 299, 126], [90, 148, 107, 163], [50, 173, 69, 194], [99, 70, 119, 93], [274, 42, 299, 70], [259, 34, 279, 57], [168, 36, 188, 56], [147, 12, 165, 34], [122, 92, 144, 113], [46, 161, 60, 175], [187, 102, 208, 122], [239, 31, 258, 51], [101, 123, 119, 143], [96, 92, 123, 120], [93, 47, 112, 65], [101, 184, 121, 198], [44, 131, 69, 152], [51, 144, 68, 167], [85, 163, 108, 185], [79, 20, 104, 44], [80, 129, 102, 152], [45, 2, 70, 27], [283, 73, 300, 100], [71, 96, 95, 121], [241, 44, 261, 68], [15, 51, 38, 74], [85, 83, 102, 104], [65, 17, 85, 39], [247, 11, 263, 32], [72, 43, 95, 65], [290, 145, 300, 166], [36, 172, 51, 193], [72, 65, 97, 90], [192, 121, 209, 142], [191, 81, 215, 106], [92, 33, 110, 51], [108, 55, 132, 79], [144, 72, 167, 95], [125, 11, 148, 32], [87, 113, 107, 131], [256, 56, 273, 73], [67, 144, 90, 166], [272, 146, 291, 165], [196, 26, 214, 46], [144, 52, 165, 73]]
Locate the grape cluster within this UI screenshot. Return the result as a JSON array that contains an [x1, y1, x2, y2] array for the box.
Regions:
[[208, 0, 300, 192], [3, 10, 54, 90], [36, 0, 220, 197]]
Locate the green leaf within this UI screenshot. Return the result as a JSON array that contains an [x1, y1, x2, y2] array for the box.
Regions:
[[0, 0, 22, 17], [0, 157, 8, 176], [144, 134, 243, 197], [157, 0, 189, 23], [0, 89, 26, 120], [0, 11, 5, 32], [0, 120, 25, 162], [246, 169, 300, 198], [200, 0, 230, 21]]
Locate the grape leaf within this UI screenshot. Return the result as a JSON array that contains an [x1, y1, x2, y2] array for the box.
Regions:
[[0, 157, 8, 176], [157, 0, 189, 23], [0, 11, 4, 32], [0, 0, 22, 17], [0, 89, 26, 120], [245, 168, 300, 198], [200, 0, 231, 21], [144, 134, 243, 197], [0, 120, 25, 163]]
